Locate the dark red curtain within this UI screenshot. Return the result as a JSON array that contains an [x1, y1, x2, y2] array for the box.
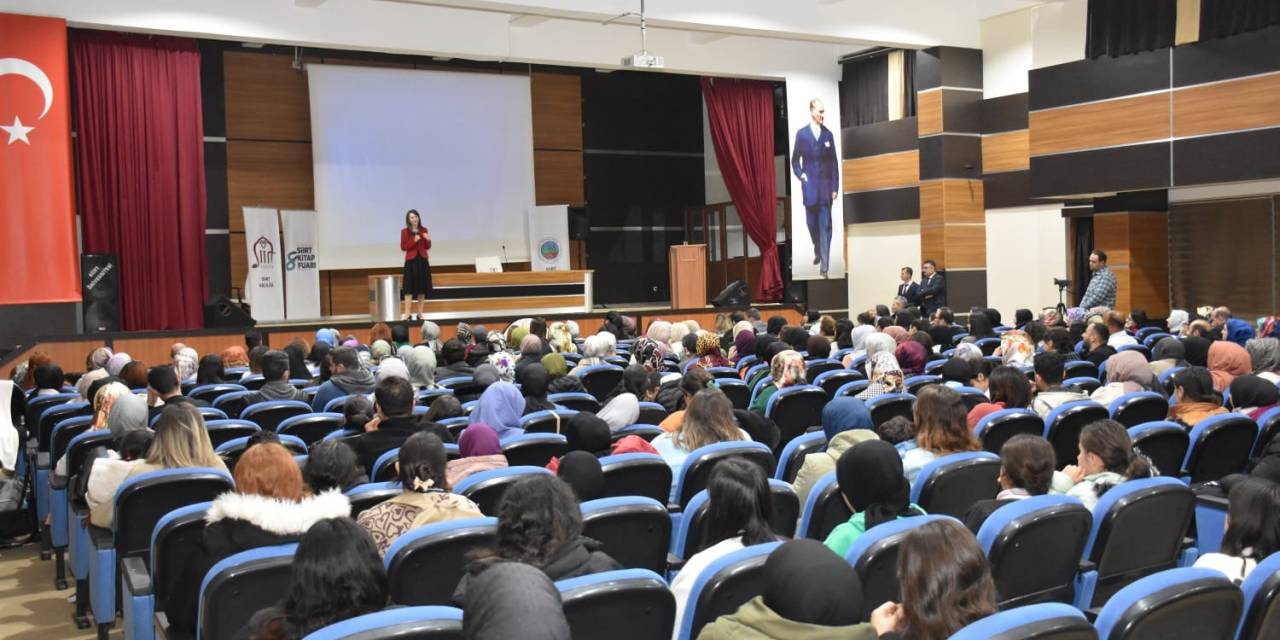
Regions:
[[701, 77, 782, 302], [72, 30, 207, 330]]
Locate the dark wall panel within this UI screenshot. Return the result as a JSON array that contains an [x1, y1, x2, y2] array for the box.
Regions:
[[1174, 128, 1280, 186], [1029, 48, 1169, 111], [204, 142, 228, 229], [582, 71, 703, 153], [844, 187, 920, 224], [946, 270, 988, 314], [583, 155, 703, 211], [206, 234, 231, 297], [981, 93, 1029, 133], [1031, 143, 1170, 197], [941, 90, 983, 133], [843, 117, 919, 158], [983, 171, 1033, 210], [0, 303, 79, 349], [919, 134, 982, 180], [1173, 24, 1280, 87]]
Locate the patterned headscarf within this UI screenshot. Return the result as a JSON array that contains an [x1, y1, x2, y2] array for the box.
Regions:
[[696, 332, 722, 357], [1247, 338, 1280, 374], [488, 331, 508, 354], [858, 352, 904, 398], [420, 321, 442, 351], [883, 326, 909, 345], [894, 341, 928, 376], [998, 330, 1035, 366], [1041, 309, 1062, 327], [1258, 316, 1280, 340], [549, 322, 576, 353], [456, 323, 474, 344], [770, 350, 807, 389], [407, 346, 437, 388], [488, 351, 517, 383], [1065, 307, 1087, 325], [173, 348, 198, 381], [630, 338, 664, 373]]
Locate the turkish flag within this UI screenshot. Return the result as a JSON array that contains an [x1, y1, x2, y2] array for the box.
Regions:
[[0, 13, 79, 305]]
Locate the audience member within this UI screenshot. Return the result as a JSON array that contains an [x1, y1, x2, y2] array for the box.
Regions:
[[86, 393, 172, 527], [1150, 337, 1187, 376], [855, 352, 904, 400], [241, 518, 388, 640], [1051, 419, 1154, 508], [196, 354, 227, 385], [824, 440, 923, 557], [145, 365, 208, 419], [462, 562, 570, 640], [1090, 350, 1159, 406], [1247, 337, 1280, 384], [357, 432, 483, 555], [1081, 323, 1116, 368], [1209, 340, 1253, 392], [963, 435, 1056, 532], [1030, 352, 1088, 418], [303, 440, 366, 493], [244, 350, 308, 406], [875, 519, 998, 638], [555, 451, 605, 501], [1193, 477, 1280, 582], [876, 415, 916, 446], [519, 363, 555, 415], [446, 424, 508, 486], [670, 459, 778, 638], [792, 397, 877, 504], [967, 365, 1033, 428], [440, 339, 474, 378], [749, 350, 806, 414], [310, 347, 375, 412], [894, 340, 928, 376], [658, 368, 713, 432], [1228, 374, 1280, 420], [541, 353, 586, 393], [469, 381, 525, 438], [355, 377, 451, 474], [597, 365, 649, 430], [1168, 366, 1228, 429], [904, 385, 980, 482], [651, 389, 747, 502], [452, 475, 621, 604]]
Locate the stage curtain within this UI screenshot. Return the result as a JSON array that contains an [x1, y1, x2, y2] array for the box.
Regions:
[[701, 77, 782, 302], [1086, 0, 1177, 58], [903, 49, 917, 117], [839, 54, 889, 126], [1199, 0, 1280, 40], [72, 30, 208, 331]]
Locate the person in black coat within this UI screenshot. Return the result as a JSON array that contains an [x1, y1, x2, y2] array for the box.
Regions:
[[163, 442, 351, 636], [896, 266, 920, 307], [452, 474, 620, 605], [354, 377, 452, 475], [918, 260, 947, 317], [1082, 323, 1117, 368], [963, 435, 1056, 534]]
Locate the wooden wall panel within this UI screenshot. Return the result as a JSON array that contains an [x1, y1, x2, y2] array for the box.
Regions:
[[843, 150, 920, 192], [921, 225, 945, 266], [224, 51, 313, 142], [1030, 93, 1170, 156], [919, 181, 944, 227], [918, 90, 943, 136], [1173, 73, 1280, 138], [15, 341, 106, 376], [943, 225, 987, 269], [940, 179, 984, 224], [534, 150, 585, 206], [531, 72, 583, 151], [226, 141, 315, 232], [1094, 211, 1169, 314], [982, 130, 1030, 173], [1093, 213, 1132, 265], [113, 334, 247, 370]]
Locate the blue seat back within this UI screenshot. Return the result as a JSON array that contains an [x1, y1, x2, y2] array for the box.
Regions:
[[580, 497, 671, 574], [197, 543, 297, 640], [239, 399, 311, 431], [38, 401, 92, 451], [1238, 551, 1280, 640], [211, 390, 253, 418], [599, 453, 672, 504], [909, 451, 1001, 517], [1109, 391, 1169, 428], [501, 432, 567, 467], [774, 430, 827, 482], [678, 541, 782, 640], [797, 472, 851, 541], [1094, 567, 1242, 640], [1183, 413, 1259, 484], [345, 481, 401, 519], [834, 379, 871, 398], [301, 606, 464, 640], [1083, 477, 1195, 607], [188, 384, 247, 404], [764, 385, 827, 452], [557, 569, 675, 640], [977, 495, 1093, 609], [975, 408, 1046, 454], [1253, 406, 1280, 459], [948, 603, 1093, 640], [150, 502, 211, 614], [636, 401, 668, 424], [1045, 400, 1109, 470], [384, 517, 498, 606], [114, 467, 234, 566], [845, 515, 954, 621], [203, 419, 262, 448], [674, 441, 776, 508], [579, 364, 625, 402], [276, 412, 344, 445], [1128, 421, 1190, 477], [453, 466, 553, 515], [865, 392, 916, 427], [518, 408, 579, 434], [549, 391, 602, 412]]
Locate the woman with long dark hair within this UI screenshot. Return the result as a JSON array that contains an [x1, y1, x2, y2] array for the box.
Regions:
[[196, 354, 227, 385], [669, 458, 778, 639], [1194, 477, 1280, 582], [243, 518, 388, 639], [876, 519, 998, 639], [400, 208, 433, 321], [1168, 366, 1228, 429], [1052, 419, 1154, 509]]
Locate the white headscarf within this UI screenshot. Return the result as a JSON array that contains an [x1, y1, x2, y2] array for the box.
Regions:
[[375, 357, 410, 383], [1167, 309, 1189, 335]]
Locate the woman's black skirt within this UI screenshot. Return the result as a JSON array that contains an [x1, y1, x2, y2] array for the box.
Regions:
[[403, 256, 433, 296]]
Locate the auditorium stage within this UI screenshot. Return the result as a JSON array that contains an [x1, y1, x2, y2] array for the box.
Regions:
[[0, 302, 806, 379]]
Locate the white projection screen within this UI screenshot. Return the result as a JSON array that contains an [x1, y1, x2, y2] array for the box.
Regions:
[[308, 64, 535, 270]]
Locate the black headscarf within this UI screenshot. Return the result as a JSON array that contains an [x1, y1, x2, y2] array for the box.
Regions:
[[836, 440, 916, 530], [929, 325, 955, 350], [762, 539, 863, 627], [557, 451, 605, 501], [1152, 337, 1186, 364], [283, 343, 311, 381], [463, 562, 570, 640], [520, 364, 555, 414], [753, 335, 779, 362], [1184, 336, 1212, 368], [1230, 374, 1280, 410], [307, 341, 331, 366], [766, 316, 787, 336], [563, 412, 611, 456], [734, 409, 780, 451], [940, 358, 973, 386]]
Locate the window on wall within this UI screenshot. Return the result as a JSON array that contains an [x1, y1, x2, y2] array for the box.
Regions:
[[1169, 196, 1279, 317]]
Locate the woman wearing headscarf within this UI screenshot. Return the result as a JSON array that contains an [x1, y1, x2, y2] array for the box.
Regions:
[[894, 341, 928, 377], [569, 335, 609, 375], [370, 340, 393, 363], [446, 424, 508, 486], [1247, 338, 1280, 384], [547, 322, 576, 354], [855, 333, 897, 374], [542, 353, 586, 394], [1168, 366, 1228, 429], [314, 328, 338, 348], [646, 320, 672, 345], [469, 382, 525, 438], [996, 329, 1035, 366], [221, 345, 249, 370], [1151, 337, 1188, 377], [668, 322, 691, 358], [1167, 309, 1189, 335], [882, 325, 908, 345], [1184, 335, 1212, 367], [462, 562, 571, 640], [555, 451, 605, 501], [791, 398, 878, 504], [76, 368, 110, 402], [1229, 375, 1280, 421], [597, 366, 651, 431], [749, 351, 806, 415], [695, 332, 732, 369], [87, 346, 114, 372], [486, 352, 517, 384], [855, 352, 904, 400], [823, 440, 925, 557], [1090, 350, 1159, 407], [629, 337, 665, 374], [472, 364, 501, 389], [375, 357, 410, 384], [520, 364, 555, 415], [420, 320, 443, 352], [698, 539, 892, 640], [105, 352, 132, 377], [1209, 340, 1253, 392]]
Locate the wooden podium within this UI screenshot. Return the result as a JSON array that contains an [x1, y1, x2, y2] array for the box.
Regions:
[[669, 244, 707, 308]]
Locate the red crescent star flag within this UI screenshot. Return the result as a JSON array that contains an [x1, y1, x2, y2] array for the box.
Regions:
[[0, 13, 79, 305]]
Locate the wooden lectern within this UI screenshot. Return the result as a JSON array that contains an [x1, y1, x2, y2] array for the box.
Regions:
[[669, 244, 707, 308]]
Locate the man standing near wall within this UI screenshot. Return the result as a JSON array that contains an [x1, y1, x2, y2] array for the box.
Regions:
[[1080, 250, 1117, 309], [918, 260, 946, 317], [791, 98, 839, 278]]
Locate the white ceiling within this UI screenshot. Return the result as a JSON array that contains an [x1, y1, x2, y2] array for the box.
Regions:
[[382, 0, 1050, 49]]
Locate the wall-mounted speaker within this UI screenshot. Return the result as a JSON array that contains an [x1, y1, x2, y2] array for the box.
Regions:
[[81, 254, 120, 333]]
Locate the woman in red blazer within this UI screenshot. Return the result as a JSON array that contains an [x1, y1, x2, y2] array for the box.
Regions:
[[400, 209, 432, 320]]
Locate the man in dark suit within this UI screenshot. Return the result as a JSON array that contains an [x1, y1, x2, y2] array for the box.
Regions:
[[791, 98, 840, 277], [896, 266, 920, 307], [918, 259, 947, 317]]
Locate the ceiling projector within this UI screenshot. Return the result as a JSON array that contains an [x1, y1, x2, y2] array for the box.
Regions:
[[622, 53, 664, 68]]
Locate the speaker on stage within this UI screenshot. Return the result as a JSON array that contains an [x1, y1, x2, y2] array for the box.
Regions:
[[204, 294, 257, 328], [712, 280, 750, 308], [81, 253, 120, 333], [568, 206, 588, 241]]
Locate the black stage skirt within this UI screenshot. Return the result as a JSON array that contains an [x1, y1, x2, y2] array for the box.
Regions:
[[403, 256, 433, 296]]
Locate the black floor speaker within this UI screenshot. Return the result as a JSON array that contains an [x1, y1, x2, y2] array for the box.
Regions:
[[81, 253, 120, 333], [204, 294, 257, 328], [712, 280, 751, 307]]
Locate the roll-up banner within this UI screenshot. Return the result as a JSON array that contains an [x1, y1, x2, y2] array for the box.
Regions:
[[527, 205, 570, 271], [242, 206, 285, 322], [786, 76, 846, 281], [281, 209, 321, 319]]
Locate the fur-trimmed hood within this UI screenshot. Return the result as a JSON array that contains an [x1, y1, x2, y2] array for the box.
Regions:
[[205, 489, 350, 536]]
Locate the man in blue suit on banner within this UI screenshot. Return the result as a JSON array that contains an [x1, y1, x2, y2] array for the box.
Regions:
[[791, 98, 839, 277]]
